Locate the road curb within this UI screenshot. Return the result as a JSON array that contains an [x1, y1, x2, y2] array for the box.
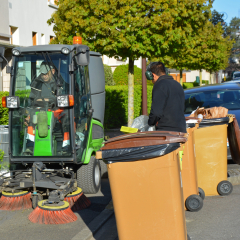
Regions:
[[71, 208, 114, 240], [228, 169, 240, 185]]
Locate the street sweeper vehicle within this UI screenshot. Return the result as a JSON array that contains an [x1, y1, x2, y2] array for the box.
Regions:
[[0, 38, 106, 223]]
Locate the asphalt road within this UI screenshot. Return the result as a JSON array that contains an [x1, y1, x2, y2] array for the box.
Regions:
[[90, 184, 240, 240], [0, 179, 111, 240]]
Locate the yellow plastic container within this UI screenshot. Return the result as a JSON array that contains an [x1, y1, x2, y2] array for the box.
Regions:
[[182, 125, 204, 211], [193, 124, 230, 196], [100, 132, 188, 240]]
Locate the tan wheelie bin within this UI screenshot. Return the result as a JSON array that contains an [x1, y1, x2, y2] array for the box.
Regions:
[[181, 121, 204, 212], [97, 132, 191, 240], [193, 117, 233, 196]]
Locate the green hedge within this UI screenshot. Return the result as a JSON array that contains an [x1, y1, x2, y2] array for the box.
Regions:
[[104, 85, 153, 129], [0, 91, 9, 125], [104, 64, 115, 86], [202, 80, 209, 85], [113, 64, 142, 85]]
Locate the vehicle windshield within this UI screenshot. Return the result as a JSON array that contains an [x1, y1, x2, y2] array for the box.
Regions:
[[11, 53, 72, 157], [234, 73, 240, 78], [185, 89, 240, 114]]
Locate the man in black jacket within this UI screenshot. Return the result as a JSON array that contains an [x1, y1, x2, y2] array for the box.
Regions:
[[148, 62, 186, 133]]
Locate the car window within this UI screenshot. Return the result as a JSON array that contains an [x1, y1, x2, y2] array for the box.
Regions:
[[185, 90, 240, 114], [234, 73, 240, 78]]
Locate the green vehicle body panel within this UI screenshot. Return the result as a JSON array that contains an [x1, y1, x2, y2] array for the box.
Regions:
[[81, 119, 104, 164], [34, 111, 54, 156]]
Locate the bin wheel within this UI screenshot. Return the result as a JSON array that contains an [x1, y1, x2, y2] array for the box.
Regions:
[[217, 181, 233, 196], [198, 187, 205, 200], [185, 194, 203, 212], [100, 160, 108, 178], [77, 156, 101, 194], [187, 234, 191, 240]]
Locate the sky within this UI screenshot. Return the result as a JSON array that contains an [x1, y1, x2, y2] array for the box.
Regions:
[[212, 0, 240, 24]]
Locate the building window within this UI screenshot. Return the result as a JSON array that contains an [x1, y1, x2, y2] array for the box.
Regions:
[[48, 0, 58, 6], [32, 32, 37, 46], [41, 34, 45, 45], [50, 36, 54, 43], [10, 26, 19, 45]]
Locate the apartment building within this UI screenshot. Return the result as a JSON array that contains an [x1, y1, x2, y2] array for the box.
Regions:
[[0, 0, 57, 91]]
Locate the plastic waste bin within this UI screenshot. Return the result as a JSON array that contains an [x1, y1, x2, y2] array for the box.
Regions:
[[182, 122, 204, 212], [193, 117, 233, 196], [97, 132, 190, 240]]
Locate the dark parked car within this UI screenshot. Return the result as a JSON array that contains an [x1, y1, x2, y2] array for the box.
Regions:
[[184, 82, 240, 159]]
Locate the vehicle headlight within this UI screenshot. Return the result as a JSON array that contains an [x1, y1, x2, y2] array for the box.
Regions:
[[61, 47, 70, 55], [57, 95, 74, 108], [12, 49, 21, 56], [6, 96, 20, 108]]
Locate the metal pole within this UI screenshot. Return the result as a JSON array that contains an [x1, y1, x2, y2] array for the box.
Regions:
[[142, 58, 148, 115]]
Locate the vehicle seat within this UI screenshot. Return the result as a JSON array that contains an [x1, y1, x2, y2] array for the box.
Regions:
[[223, 92, 235, 103]]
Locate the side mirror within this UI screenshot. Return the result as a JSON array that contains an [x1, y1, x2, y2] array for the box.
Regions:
[[0, 47, 5, 63], [75, 46, 90, 66]]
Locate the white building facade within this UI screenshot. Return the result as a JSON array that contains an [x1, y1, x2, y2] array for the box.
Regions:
[[0, 0, 57, 91]]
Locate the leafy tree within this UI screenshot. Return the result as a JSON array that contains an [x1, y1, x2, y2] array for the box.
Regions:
[[48, 0, 213, 126], [225, 17, 240, 60], [211, 10, 225, 26], [184, 21, 233, 84]]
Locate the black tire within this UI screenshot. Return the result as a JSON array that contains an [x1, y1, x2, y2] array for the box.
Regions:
[[187, 234, 191, 240], [185, 194, 203, 212], [217, 180, 233, 196], [198, 187, 205, 200], [100, 160, 108, 178], [31, 194, 42, 209], [77, 156, 101, 194]]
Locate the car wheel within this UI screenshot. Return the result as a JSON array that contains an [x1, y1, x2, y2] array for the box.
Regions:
[[217, 181, 233, 196]]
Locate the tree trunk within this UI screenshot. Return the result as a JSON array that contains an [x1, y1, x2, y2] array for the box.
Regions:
[[128, 58, 134, 127], [200, 70, 202, 86], [180, 69, 183, 86]]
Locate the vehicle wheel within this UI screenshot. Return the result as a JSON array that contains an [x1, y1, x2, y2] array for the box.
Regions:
[[185, 194, 203, 212], [217, 181, 233, 196], [100, 160, 108, 178], [32, 194, 42, 209], [77, 156, 101, 194], [198, 187, 205, 200], [187, 234, 191, 240]]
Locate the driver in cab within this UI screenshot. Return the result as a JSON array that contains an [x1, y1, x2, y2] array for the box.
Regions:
[[24, 62, 70, 155], [29, 62, 57, 107]]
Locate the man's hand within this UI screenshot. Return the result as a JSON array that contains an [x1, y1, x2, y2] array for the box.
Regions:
[[36, 98, 49, 102], [24, 115, 30, 126]]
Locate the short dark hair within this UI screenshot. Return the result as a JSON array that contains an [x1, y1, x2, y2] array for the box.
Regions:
[[150, 62, 166, 76]]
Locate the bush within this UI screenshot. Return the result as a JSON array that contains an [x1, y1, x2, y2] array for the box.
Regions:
[[104, 64, 115, 86], [0, 91, 9, 125], [183, 83, 195, 89], [193, 81, 200, 87], [104, 85, 153, 129], [0, 149, 4, 169], [113, 64, 142, 85], [202, 80, 209, 85]]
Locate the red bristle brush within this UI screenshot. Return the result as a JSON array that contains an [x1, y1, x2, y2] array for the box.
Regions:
[[64, 187, 91, 211], [28, 200, 77, 224], [0, 191, 32, 210]]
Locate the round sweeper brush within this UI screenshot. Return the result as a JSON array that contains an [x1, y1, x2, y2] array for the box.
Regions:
[[0, 191, 32, 211], [28, 200, 77, 224], [64, 187, 91, 211]]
